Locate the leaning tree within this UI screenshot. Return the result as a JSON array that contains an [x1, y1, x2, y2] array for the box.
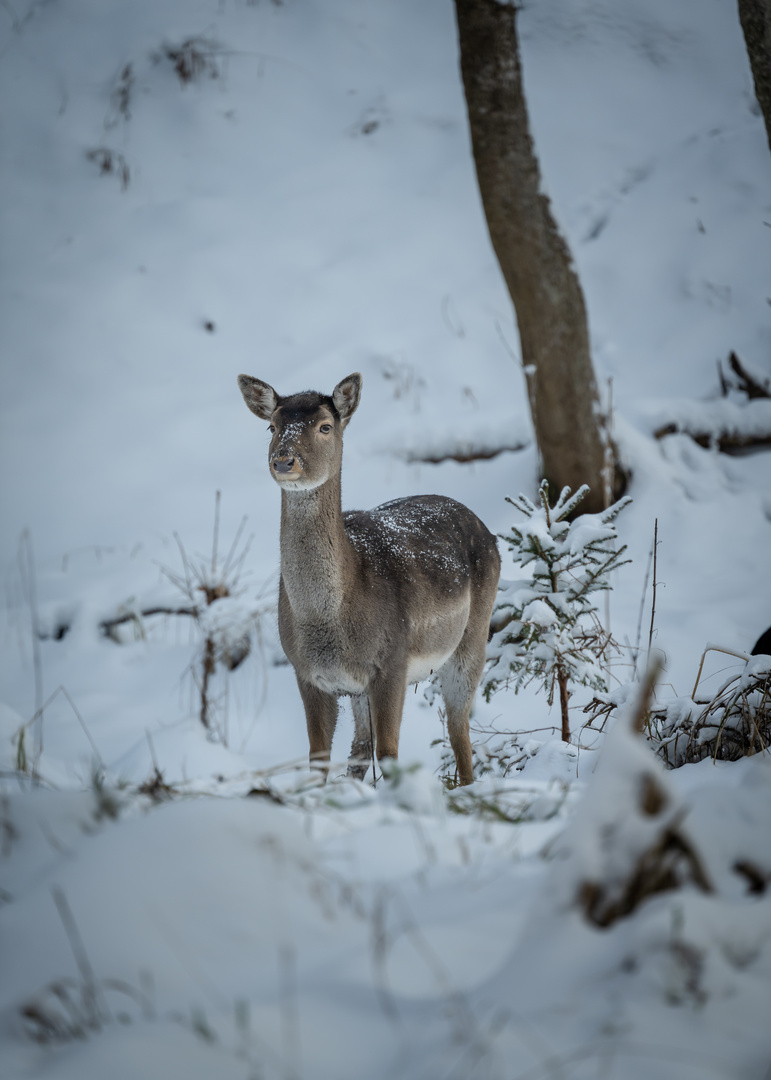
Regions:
[[454, 0, 625, 513], [738, 0, 771, 154]]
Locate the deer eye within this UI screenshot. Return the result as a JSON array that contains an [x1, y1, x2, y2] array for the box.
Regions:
[[268, 424, 275, 433], [319, 423, 332, 434]]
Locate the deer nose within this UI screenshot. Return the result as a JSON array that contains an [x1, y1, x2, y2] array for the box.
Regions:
[[273, 456, 296, 474]]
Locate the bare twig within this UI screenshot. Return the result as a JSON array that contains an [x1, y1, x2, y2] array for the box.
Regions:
[[727, 350, 771, 399], [470, 724, 560, 736], [558, 667, 570, 743], [221, 514, 248, 578], [19, 685, 104, 771], [494, 318, 520, 364], [211, 490, 221, 577], [646, 519, 659, 665], [61, 687, 104, 769], [717, 357, 730, 397], [369, 699, 378, 787], [633, 529, 655, 672], [441, 293, 465, 338], [18, 531, 43, 766], [51, 887, 107, 1030], [691, 643, 752, 700]]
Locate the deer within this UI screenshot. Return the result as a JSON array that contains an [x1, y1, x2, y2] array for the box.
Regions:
[[237, 371, 501, 786]]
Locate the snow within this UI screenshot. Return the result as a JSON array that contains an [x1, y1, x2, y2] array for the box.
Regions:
[[2, 0, 771, 1077]]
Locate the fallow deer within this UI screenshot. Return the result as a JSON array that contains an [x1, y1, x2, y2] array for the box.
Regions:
[[237, 372, 500, 785]]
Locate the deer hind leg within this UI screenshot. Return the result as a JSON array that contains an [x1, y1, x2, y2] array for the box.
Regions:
[[347, 694, 373, 780], [296, 677, 339, 778], [440, 568, 500, 787], [439, 633, 488, 787]]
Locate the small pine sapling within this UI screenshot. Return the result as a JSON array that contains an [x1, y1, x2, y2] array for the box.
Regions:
[[485, 481, 631, 741]]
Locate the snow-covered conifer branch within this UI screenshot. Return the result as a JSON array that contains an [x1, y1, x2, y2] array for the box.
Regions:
[[485, 481, 631, 741]]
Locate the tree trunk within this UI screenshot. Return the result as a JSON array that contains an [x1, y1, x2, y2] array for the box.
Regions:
[[454, 0, 623, 513], [738, 0, 771, 155]]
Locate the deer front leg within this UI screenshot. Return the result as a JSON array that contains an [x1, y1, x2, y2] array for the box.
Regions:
[[348, 694, 373, 781], [296, 676, 339, 778], [368, 674, 407, 767]]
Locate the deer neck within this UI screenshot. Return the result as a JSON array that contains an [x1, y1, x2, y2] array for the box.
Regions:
[[279, 474, 353, 618]]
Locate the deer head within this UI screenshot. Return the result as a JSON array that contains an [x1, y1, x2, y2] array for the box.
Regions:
[[238, 373, 362, 491]]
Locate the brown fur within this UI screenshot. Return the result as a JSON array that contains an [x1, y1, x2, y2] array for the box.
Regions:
[[237, 372, 501, 785]]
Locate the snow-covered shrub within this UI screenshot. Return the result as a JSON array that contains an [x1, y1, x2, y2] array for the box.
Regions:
[[158, 504, 272, 740], [98, 495, 274, 744], [485, 481, 631, 741], [550, 703, 711, 929], [585, 654, 771, 768], [446, 772, 575, 825], [435, 729, 532, 784], [653, 654, 771, 767]]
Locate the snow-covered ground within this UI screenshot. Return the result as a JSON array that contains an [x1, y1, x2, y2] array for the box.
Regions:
[[1, 1, 770, 1077]]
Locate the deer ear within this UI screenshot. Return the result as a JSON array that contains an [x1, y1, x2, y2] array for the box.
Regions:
[[332, 373, 362, 425], [238, 375, 279, 420]]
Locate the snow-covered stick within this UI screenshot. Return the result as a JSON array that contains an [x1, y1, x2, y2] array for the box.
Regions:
[[631, 651, 664, 735], [485, 480, 632, 741], [550, 661, 712, 930]]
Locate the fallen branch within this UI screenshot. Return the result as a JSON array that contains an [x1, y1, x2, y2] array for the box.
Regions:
[[654, 424, 771, 453], [401, 440, 529, 465], [654, 397, 771, 454], [99, 605, 197, 637], [655, 354, 771, 452]]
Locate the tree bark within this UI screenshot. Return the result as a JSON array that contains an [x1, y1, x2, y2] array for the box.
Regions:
[[738, 0, 771, 155], [454, 0, 623, 513]]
